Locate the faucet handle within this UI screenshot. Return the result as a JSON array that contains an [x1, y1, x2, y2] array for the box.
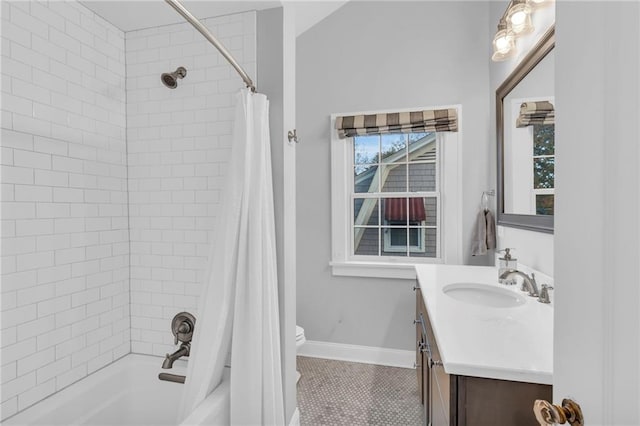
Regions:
[[538, 284, 554, 304]]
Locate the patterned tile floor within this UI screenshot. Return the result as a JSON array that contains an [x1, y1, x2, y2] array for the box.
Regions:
[[296, 356, 422, 426]]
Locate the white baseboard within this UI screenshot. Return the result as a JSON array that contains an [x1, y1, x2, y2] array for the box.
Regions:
[[298, 340, 414, 368], [288, 408, 300, 426]]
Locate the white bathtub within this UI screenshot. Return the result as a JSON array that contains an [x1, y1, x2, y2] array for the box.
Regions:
[[4, 354, 230, 426]]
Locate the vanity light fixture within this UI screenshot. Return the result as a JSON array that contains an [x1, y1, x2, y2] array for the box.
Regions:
[[491, 0, 552, 62], [491, 18, 516, 61]]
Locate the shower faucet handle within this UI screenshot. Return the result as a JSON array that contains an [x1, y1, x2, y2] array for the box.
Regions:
[[171, 312, 196, 346]]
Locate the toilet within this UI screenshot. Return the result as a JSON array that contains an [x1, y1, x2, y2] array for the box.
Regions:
[[296, 325, 306, 383]]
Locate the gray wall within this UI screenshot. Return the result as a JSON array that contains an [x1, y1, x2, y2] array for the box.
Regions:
[[296, 1, 491, 351], [257, 8, 296, 422], [489, 2, 555, 274]]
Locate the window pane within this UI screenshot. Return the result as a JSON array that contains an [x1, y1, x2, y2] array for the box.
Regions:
[[354, 227, 379, 256], [381, 227, 407, 256], [408, 163, 436, 192], [380, 133, 407, 163], [354, 198, 379, 226], [536, 194, 554, 216], [533, 157, 554, 189], [354, 165, 379, 193], [408, 132, 430, 143], [354, 135, 379, 165], [533, 124, 555, 156], [423, 197, 437, 227], [410, 228, 437, 258], [409, 132, 436, 162], [380, 164, 407, 192]]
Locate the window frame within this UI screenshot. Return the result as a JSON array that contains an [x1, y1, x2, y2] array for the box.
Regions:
[[330, 105, 462, 280]]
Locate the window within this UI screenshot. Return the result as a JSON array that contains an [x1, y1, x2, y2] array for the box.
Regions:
[[330, 107, 462, 279], [532, 124, 554, 215], [352, 133, 439, 258]]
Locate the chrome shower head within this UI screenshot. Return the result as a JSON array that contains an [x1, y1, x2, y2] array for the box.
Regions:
[[161, 66, 187, 89]]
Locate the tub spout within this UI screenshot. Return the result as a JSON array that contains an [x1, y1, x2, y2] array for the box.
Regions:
[[162, 343, 190, 369]]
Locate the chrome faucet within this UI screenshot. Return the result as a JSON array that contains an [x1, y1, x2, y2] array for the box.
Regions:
[[499, 269, 539, 297], [160, 312, 196, 370], [162, 343, 190, 369]]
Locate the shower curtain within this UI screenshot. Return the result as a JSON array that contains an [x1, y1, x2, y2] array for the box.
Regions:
[[178, 88, 284, 425]]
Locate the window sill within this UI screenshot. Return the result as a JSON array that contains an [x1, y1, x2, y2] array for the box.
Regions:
[[330, 261, 440, 279]]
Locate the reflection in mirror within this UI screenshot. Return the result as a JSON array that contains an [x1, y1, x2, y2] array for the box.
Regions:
[[497, 26, 554, 233], [503, 50, 554, 215]]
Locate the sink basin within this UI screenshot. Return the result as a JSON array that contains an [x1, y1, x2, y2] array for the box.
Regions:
[[442, 283, 526, 308]]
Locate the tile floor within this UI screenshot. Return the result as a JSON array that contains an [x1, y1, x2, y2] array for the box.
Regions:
[[296, 356, 422, 426]]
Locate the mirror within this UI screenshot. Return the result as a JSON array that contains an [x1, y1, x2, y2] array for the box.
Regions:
[[497, 27, 555, 233]]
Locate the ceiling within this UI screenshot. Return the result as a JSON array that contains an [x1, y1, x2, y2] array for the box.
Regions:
[[80, 1, 282, 32], [80, 1, 350, 36]]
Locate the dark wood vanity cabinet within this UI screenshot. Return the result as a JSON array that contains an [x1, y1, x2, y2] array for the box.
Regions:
[[414, 281, 552, 426]]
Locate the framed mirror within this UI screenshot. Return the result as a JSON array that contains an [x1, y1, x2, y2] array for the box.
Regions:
[[497, 26, 555, 233]]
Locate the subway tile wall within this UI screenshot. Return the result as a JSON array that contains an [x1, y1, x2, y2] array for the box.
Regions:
[[125, 12, 256, 357], [1, 1, 128, 420]]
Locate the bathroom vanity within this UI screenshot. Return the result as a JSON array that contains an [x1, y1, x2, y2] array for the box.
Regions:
[[414, 265, 552, 426]]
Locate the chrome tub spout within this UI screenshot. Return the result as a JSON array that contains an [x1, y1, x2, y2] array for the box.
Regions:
[[162, 343, 190, 369]]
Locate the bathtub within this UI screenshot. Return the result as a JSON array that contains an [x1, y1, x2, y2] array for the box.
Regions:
[[4, 354, 230, 426]]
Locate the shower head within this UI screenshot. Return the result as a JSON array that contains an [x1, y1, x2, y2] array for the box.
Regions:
[[161, 66, 187, 89]]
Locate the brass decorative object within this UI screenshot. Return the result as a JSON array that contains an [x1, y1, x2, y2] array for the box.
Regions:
[[534, 398, 584, 426]]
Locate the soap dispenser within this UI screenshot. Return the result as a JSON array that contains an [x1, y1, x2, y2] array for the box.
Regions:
[[498, 248, 517, 285]]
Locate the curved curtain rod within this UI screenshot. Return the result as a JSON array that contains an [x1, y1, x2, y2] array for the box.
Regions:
[[164, 0, 256, 92]]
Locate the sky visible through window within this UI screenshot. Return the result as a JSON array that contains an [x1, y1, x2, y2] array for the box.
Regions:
[[354, 133, 429, 174]]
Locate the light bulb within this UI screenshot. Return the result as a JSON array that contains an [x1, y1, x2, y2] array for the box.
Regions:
[[506, 2, 534, 36], [528, 0, 554, 10], [510, 10, 526, 26], [491, 22, 516, 61], [495, 36, 510, 51]]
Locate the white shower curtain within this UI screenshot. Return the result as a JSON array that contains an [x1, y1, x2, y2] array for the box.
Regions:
[[178, 88, 284, 425]]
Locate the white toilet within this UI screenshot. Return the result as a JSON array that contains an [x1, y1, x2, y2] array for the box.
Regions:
[[295, 325, 306, 383]]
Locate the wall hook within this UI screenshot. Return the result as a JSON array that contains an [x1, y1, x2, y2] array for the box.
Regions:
[[287, 129, 299, 144]]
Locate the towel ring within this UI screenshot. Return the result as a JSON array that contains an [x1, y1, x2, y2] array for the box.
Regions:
[[480, 190, 495, 211]]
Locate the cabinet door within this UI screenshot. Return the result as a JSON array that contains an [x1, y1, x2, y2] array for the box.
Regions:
[[455, 376, 552, 426], [422, 337, 430, 426], [415, 284, 424, 403], [423, 306, 450, 426]]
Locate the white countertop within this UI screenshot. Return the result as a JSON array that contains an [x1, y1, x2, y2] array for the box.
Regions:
[[415, 264, 553, 385]]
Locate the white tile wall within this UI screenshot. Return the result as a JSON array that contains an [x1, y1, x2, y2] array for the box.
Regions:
[[126, 12, 256, 357], [1, 1, 129, 420]]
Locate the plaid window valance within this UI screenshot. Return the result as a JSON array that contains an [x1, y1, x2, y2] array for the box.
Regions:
[[335, 108, 458, 139], [515, 101, 555, 128]]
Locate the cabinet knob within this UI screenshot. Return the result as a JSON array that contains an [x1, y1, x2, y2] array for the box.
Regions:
[[430, 359, 443, 367], [412, 284, 419, 291], [413, 318, 423, 325]]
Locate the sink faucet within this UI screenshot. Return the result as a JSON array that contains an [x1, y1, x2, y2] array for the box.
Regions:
[[162, 343, 190, 369], [499, 269, 539, 297]]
